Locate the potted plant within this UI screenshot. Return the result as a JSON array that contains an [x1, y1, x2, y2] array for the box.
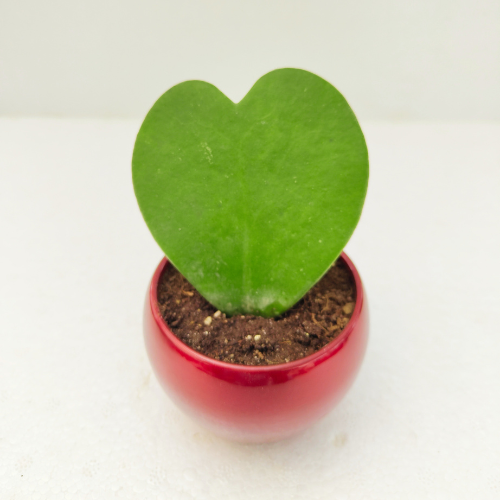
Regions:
[[133, 68, 369, 442]]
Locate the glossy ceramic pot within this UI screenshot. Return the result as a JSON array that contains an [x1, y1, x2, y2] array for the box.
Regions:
[[143, 252, 368, 443]]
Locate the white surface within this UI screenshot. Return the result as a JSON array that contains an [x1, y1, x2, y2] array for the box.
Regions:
[[0, 118, 499, 499], [1, 0, 500, 121]]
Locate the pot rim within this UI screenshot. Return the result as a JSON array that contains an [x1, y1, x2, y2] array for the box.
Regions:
[[149, 251, 364, 372]]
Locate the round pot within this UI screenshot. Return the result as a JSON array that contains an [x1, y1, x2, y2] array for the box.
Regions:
[[143, 252, 368, 443]]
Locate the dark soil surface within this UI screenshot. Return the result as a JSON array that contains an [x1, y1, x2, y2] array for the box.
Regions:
[[157, 260, 356, 366]]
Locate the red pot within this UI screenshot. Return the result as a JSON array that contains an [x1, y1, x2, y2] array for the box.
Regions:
[[143, 252, 368, 443]]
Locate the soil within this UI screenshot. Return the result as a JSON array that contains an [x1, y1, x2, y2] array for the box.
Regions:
[[157, 260, 356, 366]]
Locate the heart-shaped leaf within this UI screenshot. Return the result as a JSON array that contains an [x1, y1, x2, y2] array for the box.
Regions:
[[133, 68, 368, 317]]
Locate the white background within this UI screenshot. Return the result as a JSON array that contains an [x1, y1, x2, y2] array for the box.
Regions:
[[0, 1, 499, 499], [1, 0, 499, 120]]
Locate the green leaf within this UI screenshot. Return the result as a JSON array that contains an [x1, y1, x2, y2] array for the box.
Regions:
[[133, 68, 368, 317]]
